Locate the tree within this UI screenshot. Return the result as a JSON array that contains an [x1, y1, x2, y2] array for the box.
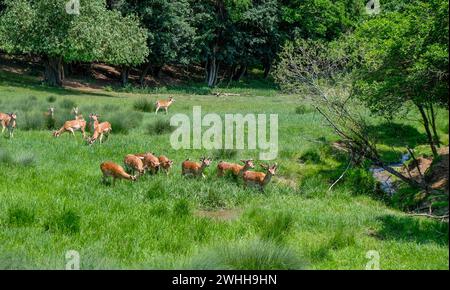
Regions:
[[121, 0, 197, 84], [352, 0, 449, 157], [273, 38, 427, 190], [0, 0, 148, 86]]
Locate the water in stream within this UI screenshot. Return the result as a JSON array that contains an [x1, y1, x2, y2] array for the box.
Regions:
[[369, 153, 411, 196]]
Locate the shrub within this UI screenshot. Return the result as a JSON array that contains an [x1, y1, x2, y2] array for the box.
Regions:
[[44, 209, 81, 234], [59, 99, 77, 110], [47, 96, 57, 103], [105, 111, 143, 134], [172, 199, 191, 218], [212, 149, 238, 160], [146, 118, 174, 135], [7, 206, 36, 227], [21, 111, 46, 131], [298, 149, 321, 164], [133, 98, 154, 112], [188, 239, 306, 270], [344, 168, 376, 196], [295, 105, 312, 115]]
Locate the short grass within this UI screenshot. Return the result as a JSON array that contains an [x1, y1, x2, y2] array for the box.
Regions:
[[0, 71, 448, 269]]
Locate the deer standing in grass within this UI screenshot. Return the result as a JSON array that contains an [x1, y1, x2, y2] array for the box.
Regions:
[[100, 161, 136, 185], [87, 114, 112, 144], [182, 157, 212, 178], [155, 97, 175, 114], [217, 159, 254, 178], [53, 116, 86, 138], [242, 163, 278, 192], [134, 152, 160, 174], [124, 154, 146, 177], [158, 155, 174, 175], [0, 112, 17, 138], [44, 107, 55, 118]]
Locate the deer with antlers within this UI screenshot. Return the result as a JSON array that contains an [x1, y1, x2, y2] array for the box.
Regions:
[[217, 159, 254, 178], [155, 97, 175, 115], [182, 157, 212, 178], [100, 161, 136, 185], [87, 114, 112, 145], [242, 163, 278, 192]]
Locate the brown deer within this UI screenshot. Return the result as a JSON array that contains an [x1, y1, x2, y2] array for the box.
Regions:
[[87, 114, 112, 144], [158, 155, 174, 175], [155, 97, 175, 114], [242, 163, 278, 192], [182, 157, 212, 178], [1, 112, 17, 138], [217, 159, 254, 177], [124, 154, 146, 177], [134, 152, 160, 174], [100, 161, 136, 185], [53, 116, 87, 138]]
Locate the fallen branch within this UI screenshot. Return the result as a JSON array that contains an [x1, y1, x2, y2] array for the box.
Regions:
[[407, 213, 449, 220], [328, 159, 352, 192]]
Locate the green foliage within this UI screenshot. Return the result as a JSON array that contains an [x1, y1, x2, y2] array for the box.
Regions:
[[188, 239, 305, 270], [146, 118, 174, 135], [133, 98, 153, 112], [172, 199, 191, 218], [105, 110, 143, 134], [44, 209, 81, 235], [7, 206, 36, 227], [344, 168, 377, 196], [46, 96, 57, 103]]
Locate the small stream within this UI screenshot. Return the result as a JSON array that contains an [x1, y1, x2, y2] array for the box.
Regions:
[[369, 153, 411, 196]]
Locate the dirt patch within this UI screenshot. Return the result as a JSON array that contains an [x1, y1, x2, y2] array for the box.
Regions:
[[194, 209, 242, 221], [402, 147, 449, 193]]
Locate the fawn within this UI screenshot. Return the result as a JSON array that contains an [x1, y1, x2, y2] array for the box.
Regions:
[[53, 116, 87, 138], [100, 161, 136, 185], [0, 112, 17, 138], [217, 159, 254, 177], [242, 163, 278, 192], [135, 152, 160, 174], [155, 97, 175, 114], [87, 114, 112, 144], [182, 157, 212, 178], [158, 155, 174, 175], [124, 154, 146, 176], [1, 112, 16, 137]]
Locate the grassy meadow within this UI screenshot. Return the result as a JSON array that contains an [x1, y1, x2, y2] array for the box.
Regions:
[[0, 71, 448, 270]]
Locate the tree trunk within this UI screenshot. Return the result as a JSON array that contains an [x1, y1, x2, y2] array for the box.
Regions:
[[417, 104, 438, 158], [43, 56, 64, 87], [121, 66, 129, 87], [429, 103, 441, 148], [233, 65, 247, 81], [263, 62, 272, 79], [152, 65, 162, 78], [140, 62, 152, 86], [207, 55, 219, 87]]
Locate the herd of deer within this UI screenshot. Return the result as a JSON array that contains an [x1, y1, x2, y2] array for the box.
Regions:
[[1, 96, 277, 191], [101, 155, 278, 191]]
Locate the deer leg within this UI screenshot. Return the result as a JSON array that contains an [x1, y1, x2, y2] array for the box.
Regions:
[[155, 106, 160, 114], [165, 107, 168, 114]]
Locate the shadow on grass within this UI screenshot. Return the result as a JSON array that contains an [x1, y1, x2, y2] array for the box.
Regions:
[[374, 215, 449, 246], [0, 70, 119, 99], [366, 122, 428, 148]]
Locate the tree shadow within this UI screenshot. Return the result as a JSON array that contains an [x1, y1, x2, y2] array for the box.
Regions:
[[0, 70, 120, 99], [366, 122, 428, 148], [373, 215, 448, 246]]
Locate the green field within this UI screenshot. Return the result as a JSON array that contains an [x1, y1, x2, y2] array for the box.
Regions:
[[0, 72, 448, 270]]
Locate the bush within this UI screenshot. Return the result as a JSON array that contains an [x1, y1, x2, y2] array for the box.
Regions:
[[7, 206, 36, 227], [172, 199, 191, 218], [344, 168, 376, 196], [188, 239, 306, 270], [105, 111, 143, 134], [133, 98, 154, 112], [21, 111, 46, 131], [212, 149, 238, 160], [295, 105, 312, 115], [47, 96, 57, 103], [59, 99, 77, 110], [146, 118, 174, 135], [298, 149, 321, 164], [44, 209, 81, 235]]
